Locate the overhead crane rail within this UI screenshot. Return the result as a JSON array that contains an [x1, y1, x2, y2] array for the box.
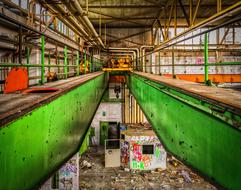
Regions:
[[0, 72, 108, 190], [127, 71, 241, 190]]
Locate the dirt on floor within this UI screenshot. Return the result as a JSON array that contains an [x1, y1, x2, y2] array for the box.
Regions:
[[79, 147, 217, 190]]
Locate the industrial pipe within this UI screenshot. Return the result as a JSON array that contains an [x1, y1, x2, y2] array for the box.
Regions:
[[52, 3, 94, 44], [107, 49, 136, 67], [73, 0, 105, 48], [140, 46, 154, 72], [108, 47, 140, 69]]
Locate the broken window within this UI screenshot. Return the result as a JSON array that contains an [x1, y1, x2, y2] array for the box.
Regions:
[[142, 145, 154, 154]]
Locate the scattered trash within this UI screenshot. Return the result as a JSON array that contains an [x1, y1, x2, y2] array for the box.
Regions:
[[78, 147, 216, 190], [160, 183, 171, 189], [81, 160, 92, 168], [168, 157, 180, 167], [181, 170, 192, 183], [156, 168, 166, 172]]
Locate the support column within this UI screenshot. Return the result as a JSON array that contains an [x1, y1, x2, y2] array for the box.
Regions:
[[89, 55, 92, 73], [150, 53, 152, 74], [48, 52, 51, 72], [204, 33, 209, 84], [41, 35, 45, 84], [84, 49, 87, 74], [76, 51, 80, 76], [27, 47, 30, 77], [19, 26, 22, 64], [130, 95, 133, 123], [64, 46, 68, 79], [158, 51, 161, 74], [172, 46, 175, 78], [124, 86, 130, 123], [136, 104, 140, 123], [133, 98, 137, 123]]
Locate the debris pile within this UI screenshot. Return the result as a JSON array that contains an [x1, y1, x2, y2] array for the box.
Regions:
[[79, 147, 217, 190]]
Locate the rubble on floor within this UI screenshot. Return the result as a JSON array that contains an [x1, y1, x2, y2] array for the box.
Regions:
[[79, 147, 217, 190]]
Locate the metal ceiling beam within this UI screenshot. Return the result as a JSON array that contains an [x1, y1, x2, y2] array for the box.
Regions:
[[88, 10, 147, 27], [82, 5, 160, 8], [82, 5, 230, 9], [105, 34, 143, 46], [142, 0, 164, 7], [154, 1, 241, 52], [89, 17, 156, 20], [108, 29, 151, 44], [178, 0, 190, 26], [94, 25, 152, 29]]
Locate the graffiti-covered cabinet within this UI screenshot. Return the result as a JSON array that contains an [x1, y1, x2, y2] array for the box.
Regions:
[[120, 129, 166, 170]]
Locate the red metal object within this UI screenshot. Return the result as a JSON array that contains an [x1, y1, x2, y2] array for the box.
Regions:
[[22, 88, 59, 94], [4, 67, 28, 94], [109, 75, 125, 83]]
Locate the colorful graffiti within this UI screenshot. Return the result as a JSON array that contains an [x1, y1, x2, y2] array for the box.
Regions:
[[127, 135, 159, 143], [120, 133, 167, 170], [129, 142, 152, 170], [142, 155, 151, 167], [132, 143, 142, 162], [59, 154, 79, 190], [196, 57, 216, 64], [120, 141, 129, 166]]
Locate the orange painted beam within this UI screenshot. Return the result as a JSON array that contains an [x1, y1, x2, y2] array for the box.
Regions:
[[163, 74, 241, 83]]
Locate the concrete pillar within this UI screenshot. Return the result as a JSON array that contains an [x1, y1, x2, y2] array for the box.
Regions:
[[134, 98, 137, 123], [140, 109, 143, 123], [124, 87, 130, 123], [130, 95, 133, 123], [136, 104, 140, 123]]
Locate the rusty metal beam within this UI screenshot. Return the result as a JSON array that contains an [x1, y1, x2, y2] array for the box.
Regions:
[[87, 10, 147, 27], [154, 2, 241, 52], [108, 29, 151, 44], [178, 0, 191, 26]]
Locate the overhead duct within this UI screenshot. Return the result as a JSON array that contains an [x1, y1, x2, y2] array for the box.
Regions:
[[108, 47, 140, 69], [73, 0, 105, 48]]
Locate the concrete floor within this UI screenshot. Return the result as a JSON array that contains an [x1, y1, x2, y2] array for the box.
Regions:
[[79, 147, 217, 190]]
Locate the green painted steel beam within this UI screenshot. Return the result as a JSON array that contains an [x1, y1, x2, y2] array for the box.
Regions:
[[204, 33, 209, 84], [0, 73, 108, 190], [127, 73, 241, 190], [41, 35, 45, 84]]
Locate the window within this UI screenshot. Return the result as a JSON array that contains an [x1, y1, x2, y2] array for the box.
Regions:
[[21, 0, 28, 10], [11, 0, 19, 5], [142, 145, 154, 154]]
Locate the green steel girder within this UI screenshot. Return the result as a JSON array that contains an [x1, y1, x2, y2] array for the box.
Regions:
[[127, 73, 241, 190], [0, 73, 108, 190]]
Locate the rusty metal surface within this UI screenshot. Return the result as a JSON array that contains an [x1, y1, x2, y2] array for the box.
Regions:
[[0, 72, 103, 126], [134, 72, 241, 110]]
